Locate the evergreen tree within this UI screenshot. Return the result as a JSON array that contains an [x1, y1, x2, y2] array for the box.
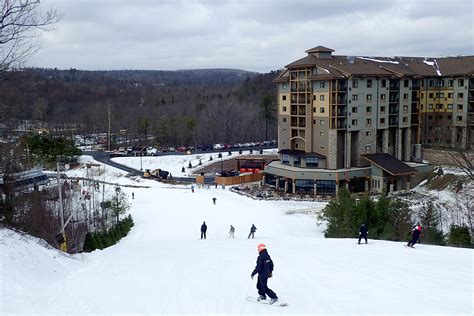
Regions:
[[447, 225, 472, 248]]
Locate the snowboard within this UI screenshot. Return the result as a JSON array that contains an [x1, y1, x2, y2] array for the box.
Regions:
[[246, 296, 288, 307], [404, 245, 415, 249]]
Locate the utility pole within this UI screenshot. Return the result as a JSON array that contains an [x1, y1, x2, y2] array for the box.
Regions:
[[108, 100, 111, 151], [56, 162, 66, 252]]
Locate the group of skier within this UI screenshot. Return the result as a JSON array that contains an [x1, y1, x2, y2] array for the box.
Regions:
[[358, 222, 423, 247], [200, 222, 258, 240]]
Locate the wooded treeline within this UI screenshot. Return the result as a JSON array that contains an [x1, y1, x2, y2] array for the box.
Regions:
[[3, 68, 278, 145]]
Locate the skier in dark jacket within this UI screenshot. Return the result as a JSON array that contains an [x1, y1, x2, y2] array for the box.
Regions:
[[358, 224, 368, 244], [251, 243, 278, 304], [407, 223, 421, 247], [248, 224, 257, 239], [200, 221, 207, 239]]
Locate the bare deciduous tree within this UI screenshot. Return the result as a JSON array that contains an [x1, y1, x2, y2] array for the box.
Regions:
[[448, 149, 474, 180], [0, 0, 60, 71]]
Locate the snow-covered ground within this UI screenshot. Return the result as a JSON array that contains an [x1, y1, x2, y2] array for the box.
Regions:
[[1, 155, 473, 315], [111, 149, 278, 177]]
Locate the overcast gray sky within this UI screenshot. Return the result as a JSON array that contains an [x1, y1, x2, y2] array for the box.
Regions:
[[27, 0, 474, 72]]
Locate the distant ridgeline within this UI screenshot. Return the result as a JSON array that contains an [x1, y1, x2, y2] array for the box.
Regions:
[[1, 68, 278, 145]]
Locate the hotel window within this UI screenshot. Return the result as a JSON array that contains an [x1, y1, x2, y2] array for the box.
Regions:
[[457, 104, 463, 110], [320, 107, 325, 113], [457, 93, 463, 100], [448, 80, 453, 87], [402, 117, 407, 123], [320, 120, 325, 125], [294, 156, 301, 167], [428, 104, 433, 109], [352, 79, 358, 88], [282, 95, 287, 101], [457, 116, 462, 122], [447, 104, 453, 109], [458, 79, 464, 87], [429, 93, 434, 98], [281, 154, 290, 164], [366, 130, 372, 136], [320, 132, 325, 136], [320, 81, 325, 88], [403, 105, 408, 111], [283, 106, 287, 112], [381, 79, 386, 88], [436, 104, 443, 109], [448, 93, 453, 98], [365, 144, 372, 152], [282, 83, 288, 89], [313, 95, 316, 100], [366, 94, 372, 101], [352, 107, 358, 113], [306, 157, 319, 168], [380, 118, 385, 125], [380, 106, 385, 113], [352, 94, 358, 101], [436, 93, 444, 98], [313, 119, 316, 124], [366, 106, 372, 114], [429, 80, 434, 87], [367, 79, 372, 88], [404, 79, 409, 87], [403, 93, 408, 101], [437, 80, 444, 87], [366, 119, 371, 126], [352, 119, 358, 126], [282, 118, 287, 122], [380, 94, 386, 101], [320, 95, 325, 101]]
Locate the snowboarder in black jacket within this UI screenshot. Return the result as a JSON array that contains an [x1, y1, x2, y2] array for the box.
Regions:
[[407, 223, 421, 247], [251, 243, 278, 304], [358, 224, 368, 244], [248, 224, 257, 239], [200, 221, 207, 239]]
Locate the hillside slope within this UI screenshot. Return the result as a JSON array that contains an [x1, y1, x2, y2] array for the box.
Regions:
[[1, 160, 472, 315]]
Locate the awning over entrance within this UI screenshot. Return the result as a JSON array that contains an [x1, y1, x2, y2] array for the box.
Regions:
[[362, 153, 416, 176]]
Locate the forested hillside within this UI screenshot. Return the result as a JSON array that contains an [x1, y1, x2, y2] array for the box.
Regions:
[[1, 68, 278, 145]]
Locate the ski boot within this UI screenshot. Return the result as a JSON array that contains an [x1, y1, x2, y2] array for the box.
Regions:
[[257, 295, 266, 301], [269, 298, 278, 305]]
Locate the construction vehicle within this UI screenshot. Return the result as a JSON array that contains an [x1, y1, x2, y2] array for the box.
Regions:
[[143, 168, 169, 180]]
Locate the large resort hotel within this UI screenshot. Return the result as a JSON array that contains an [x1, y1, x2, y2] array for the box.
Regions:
[[263, 46, 474, 196]]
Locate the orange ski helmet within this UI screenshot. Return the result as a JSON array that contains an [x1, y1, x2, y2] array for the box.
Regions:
[[257, 243, 266, 252]]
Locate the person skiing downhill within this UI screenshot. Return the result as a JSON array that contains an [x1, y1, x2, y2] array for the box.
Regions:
[[251, 243, 278, 304], [200, 221, 207, 239], [358, 224, 368, 244], [248, 224, 257, 239], [407, 223, 421, 247]]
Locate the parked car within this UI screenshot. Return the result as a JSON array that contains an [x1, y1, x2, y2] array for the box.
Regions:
[[177, 146, 187, 152], [168, 147, 176, 152], [146, 147, 158, 156], [213, 143, 224, 150]]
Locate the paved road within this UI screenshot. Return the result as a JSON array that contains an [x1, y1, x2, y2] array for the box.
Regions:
[[83, 151, 215, 184]]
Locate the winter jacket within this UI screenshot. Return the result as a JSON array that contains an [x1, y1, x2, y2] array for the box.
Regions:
[[359, 225, 368, 237], [250, 225, 257, 233], [201, 223, 207, 232], [412, 225, 421, 238], [251, 249, 274, 279]]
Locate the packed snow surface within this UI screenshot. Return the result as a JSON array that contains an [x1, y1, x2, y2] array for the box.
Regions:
[[111, 149, 278, 177], [1, 156, 473, 315]]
